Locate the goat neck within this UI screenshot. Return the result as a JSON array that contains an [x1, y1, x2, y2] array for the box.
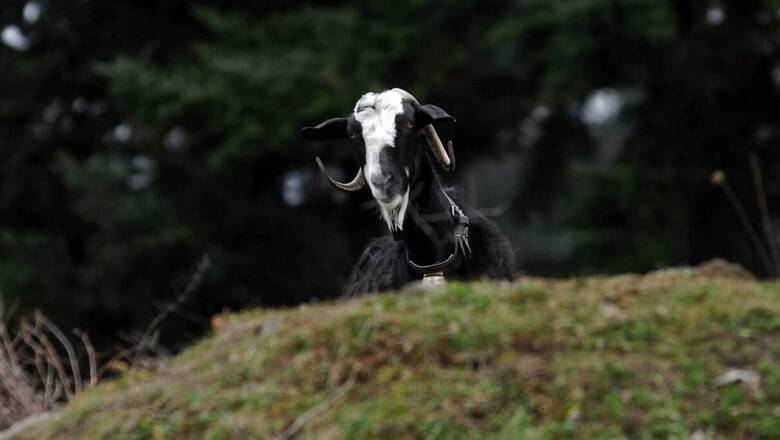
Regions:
[[396, 156, 457, 267]]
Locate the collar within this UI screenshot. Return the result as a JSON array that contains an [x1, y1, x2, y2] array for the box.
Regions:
[[392, 182, 472, 276]]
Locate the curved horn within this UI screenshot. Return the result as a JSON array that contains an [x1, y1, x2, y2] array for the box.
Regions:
[[421, 125, 453, 172], [315, 157, 366, 192]]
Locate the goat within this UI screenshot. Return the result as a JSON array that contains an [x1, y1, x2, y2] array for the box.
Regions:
[[302, 89, 516, 294]]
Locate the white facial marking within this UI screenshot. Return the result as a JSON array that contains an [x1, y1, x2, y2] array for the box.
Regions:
[[354, 89, 418, 231], [354, 90, 403, 187]]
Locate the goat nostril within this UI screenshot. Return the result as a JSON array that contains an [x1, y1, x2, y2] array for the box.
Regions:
[[370, 173, 392, 189]]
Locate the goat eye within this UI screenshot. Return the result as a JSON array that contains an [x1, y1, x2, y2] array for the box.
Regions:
[[405, 121, 414, 129], [348, 132, 357, 140]]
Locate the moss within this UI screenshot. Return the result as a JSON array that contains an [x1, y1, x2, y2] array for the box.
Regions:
[[15, 272, 780, 439]]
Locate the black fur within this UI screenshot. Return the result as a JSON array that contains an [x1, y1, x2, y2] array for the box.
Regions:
[[345, 153, 517, 295]]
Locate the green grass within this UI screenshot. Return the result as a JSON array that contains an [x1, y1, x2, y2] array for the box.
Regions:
[[14, 264, 780, 439]]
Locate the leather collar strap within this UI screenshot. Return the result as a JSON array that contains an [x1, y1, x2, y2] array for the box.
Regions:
[[397, 186, 472, 276]]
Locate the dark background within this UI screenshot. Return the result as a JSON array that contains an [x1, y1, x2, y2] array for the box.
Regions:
[[1, 0, 779, 351]]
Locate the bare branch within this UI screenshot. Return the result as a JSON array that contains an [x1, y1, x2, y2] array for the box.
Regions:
[[21, 321, 73, 400], [749, 153, 780, 276], [275, 379, 355, 440], [715, 176, 775, 274], [145, 254, 210, 342], [37, 313, 82, 394], [74, 330, 98, 388], [0, 303, 104, 429]]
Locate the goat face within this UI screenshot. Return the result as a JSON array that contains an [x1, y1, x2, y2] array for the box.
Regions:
[[302, 88, 454, 231]]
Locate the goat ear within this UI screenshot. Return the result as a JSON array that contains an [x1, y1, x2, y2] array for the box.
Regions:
[[416, 104, 456, 126], [301, 117, 348, 141]]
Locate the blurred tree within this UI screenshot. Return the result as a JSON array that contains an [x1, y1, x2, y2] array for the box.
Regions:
[[0, 0, 317, 346], [491, 0, 780, 275]]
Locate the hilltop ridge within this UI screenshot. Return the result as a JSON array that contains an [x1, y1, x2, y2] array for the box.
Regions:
[[7, 261, 780, 439]]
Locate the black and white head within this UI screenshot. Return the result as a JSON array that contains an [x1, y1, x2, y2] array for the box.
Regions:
[[302, 88, 455, 231]]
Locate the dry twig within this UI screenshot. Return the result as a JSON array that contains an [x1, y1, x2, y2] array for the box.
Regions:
[[748, 153, 780, 276], [275, 379, 355, 440], [711, 169, 775, 274], [0, 301, 99, 430]]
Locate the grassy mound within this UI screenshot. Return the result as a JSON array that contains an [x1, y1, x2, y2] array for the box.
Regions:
[[11, 263, 780, 439]]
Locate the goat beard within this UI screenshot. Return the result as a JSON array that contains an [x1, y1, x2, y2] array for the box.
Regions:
[[378, 188, 410, 232]]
